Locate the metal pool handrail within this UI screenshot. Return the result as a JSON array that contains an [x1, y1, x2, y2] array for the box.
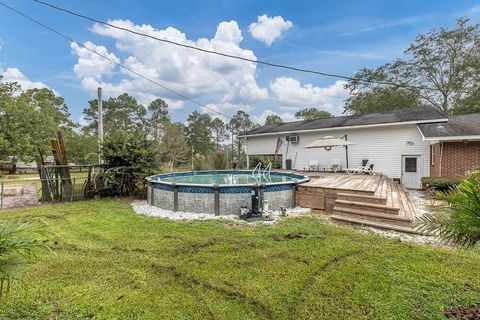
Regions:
[[252, 162, 262, 176], [262, 162, 272, 178]]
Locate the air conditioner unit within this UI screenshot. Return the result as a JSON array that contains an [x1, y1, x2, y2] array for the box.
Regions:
[[287, 135, 299, 143]]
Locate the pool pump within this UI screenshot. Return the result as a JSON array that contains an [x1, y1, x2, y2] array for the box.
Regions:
[[251, 185, 261, 216]]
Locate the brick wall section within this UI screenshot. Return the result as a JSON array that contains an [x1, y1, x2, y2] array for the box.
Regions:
[[431, 141, 480, 178]]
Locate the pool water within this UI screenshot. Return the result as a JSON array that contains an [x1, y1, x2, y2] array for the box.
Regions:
[[152, 172, 303, 185]]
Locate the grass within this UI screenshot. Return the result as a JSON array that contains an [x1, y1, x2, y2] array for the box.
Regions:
[[0, 199, 479, 319]]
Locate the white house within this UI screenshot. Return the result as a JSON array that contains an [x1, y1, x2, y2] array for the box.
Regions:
[[242, 107, 449, 189]]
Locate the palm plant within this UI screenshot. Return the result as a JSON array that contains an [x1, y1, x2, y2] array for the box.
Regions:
[[0, 222, 46, 296], [416, 169, 480, 248]]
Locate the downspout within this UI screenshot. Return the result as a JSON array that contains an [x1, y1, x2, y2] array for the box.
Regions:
[[439, 142, 444, 177]]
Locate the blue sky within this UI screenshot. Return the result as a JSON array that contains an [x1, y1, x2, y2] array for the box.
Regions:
[[1, 0, 479, 124]]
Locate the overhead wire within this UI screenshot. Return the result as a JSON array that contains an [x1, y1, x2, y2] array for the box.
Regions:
[[0, 1, 232, 119]]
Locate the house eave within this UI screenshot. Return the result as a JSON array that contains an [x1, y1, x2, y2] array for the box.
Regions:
[[422, 135, 480, 141], [240, 118, 449, 138]]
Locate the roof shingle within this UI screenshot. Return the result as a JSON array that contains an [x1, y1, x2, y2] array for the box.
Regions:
[[417, 113, 480, 138], [243, 107, 446, 136]]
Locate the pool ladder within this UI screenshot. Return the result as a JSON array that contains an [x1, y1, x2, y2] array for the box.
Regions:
[[263, 162, 272, 178], [252, 162, 272, 179], [252, 162, 262, 177]]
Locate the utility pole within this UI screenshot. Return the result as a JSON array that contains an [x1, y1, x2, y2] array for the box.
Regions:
[[97, 87, 104, 164]]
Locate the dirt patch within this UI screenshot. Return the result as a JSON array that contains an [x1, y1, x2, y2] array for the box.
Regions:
[[1, 183, 39, 209], [271, 232, 323, 241], [445, 303, 480, 320]]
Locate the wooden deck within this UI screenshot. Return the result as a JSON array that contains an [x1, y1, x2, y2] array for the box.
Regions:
[[296, 173, 421, 233]]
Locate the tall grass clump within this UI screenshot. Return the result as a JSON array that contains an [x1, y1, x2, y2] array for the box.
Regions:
[[0, 222, 48, 296]]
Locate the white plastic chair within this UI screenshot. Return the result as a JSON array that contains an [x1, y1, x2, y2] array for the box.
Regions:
[[345, 159, 375, 175], [330, 159, 341, 172], [305, 160, 319, 171]]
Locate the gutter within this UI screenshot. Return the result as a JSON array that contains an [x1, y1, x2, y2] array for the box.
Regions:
[[421, 135, 480, 141], [240, 118, 449, 138]]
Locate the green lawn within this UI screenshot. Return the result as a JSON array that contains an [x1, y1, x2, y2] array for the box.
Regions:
[[0, 200, 479, 319]]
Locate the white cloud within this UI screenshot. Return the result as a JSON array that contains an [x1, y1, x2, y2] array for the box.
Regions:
[[252, 109, 295, 125], [270, 77, 348, 113], [71, 41, 119, 79], [1, 67, 51, 91], [71, 19, 268, 111], [248, 15, 293, 46]]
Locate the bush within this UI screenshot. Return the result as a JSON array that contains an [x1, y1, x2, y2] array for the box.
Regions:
[[193, 153, 210, 171], [93, 137, 156, 197], [422, 177, 462, 192], [211, 150, 227, 170], [416, 170, 480, 248]]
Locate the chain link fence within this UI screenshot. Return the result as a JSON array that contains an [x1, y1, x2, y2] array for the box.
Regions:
[[0, 165, 104, 210]]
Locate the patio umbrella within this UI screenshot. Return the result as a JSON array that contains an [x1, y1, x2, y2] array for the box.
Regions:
[[305, 135, 354, 168]]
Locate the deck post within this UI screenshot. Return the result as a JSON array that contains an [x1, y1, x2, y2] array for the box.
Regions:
[[213, 184, 220, 215]]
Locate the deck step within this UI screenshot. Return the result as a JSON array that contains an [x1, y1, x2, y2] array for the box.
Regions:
[[331, 214, 418, 234], [333, 207, 412, 227], [336, 192, 387, 205], [334, 199, 400, 214]]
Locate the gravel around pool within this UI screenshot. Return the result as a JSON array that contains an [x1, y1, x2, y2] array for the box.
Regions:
[[131, 200, 311, 223]]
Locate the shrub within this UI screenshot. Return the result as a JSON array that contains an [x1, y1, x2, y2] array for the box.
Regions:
[[93, 137, 156, 197], [416, 170, 480, 248], [193, 153, 210, 171], [422, 177, 462, 192], [211, 150, 227, 170]]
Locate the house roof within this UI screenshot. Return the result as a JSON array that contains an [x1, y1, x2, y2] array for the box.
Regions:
[[417, 113, 480, 140], [242, 107, 446, 137]]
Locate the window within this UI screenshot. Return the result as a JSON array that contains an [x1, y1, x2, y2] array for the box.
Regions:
[[405, 157, 417, 173], [430, 144, 435, 166]]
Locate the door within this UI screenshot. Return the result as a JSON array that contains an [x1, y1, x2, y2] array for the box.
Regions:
[[401, 155, 421, 189]]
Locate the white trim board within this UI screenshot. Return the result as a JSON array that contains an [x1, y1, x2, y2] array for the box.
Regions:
[[421, 135, 480, 141]]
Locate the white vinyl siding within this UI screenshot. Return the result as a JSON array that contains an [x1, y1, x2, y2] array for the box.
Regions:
[[246, 124, 430, 179]]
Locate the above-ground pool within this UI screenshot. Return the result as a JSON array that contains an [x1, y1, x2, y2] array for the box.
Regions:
[[146, 170, 310, 215]]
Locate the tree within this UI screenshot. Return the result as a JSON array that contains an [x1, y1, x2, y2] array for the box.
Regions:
[[295, 108, 333, 120], [345, 18, 480, 115], [64, 131, 98, 164], [156, 122, 190, 166], [228, 111, 255, 164], [184, 111, 214, 155], [0, 78, 74, 159], [416, 169, 480, 248], [211, 117, 228, 149], [344, 87, 422, 115], [265, 114, 284, 125], [148, 98, 170, 141], [82, 93, 147, 142]]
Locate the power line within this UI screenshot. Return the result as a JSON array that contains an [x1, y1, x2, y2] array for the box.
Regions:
[[31, 0, 447, 93], [0, 1, 232, 119]]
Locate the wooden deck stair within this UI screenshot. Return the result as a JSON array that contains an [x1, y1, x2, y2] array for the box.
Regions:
[[330, 176, 419, 233], [297, 172, 420, 233]]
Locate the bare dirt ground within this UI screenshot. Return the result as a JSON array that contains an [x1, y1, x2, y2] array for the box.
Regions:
[[1, 183, 39, 209]]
